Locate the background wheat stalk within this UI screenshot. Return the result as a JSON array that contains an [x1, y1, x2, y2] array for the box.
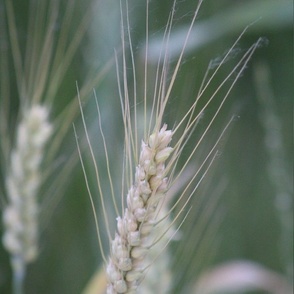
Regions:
[[0, 0, 109, 293], [2, 105, 52, 293]]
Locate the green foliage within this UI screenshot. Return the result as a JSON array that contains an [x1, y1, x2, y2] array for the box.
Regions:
[[0, 0, 292, 293]]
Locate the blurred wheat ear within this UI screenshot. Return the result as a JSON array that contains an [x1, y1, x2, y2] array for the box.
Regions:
[[0, 0, 113, 293], [76, 1, 264, 293], [2, 105, 52, 293]]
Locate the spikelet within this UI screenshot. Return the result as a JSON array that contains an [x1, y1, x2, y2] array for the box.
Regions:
[[2, 104, 52, 281]]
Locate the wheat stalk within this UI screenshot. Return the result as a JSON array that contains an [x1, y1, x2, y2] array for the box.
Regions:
[[254, 62, 293, 282], [77, 1, 263, 292], [0, 1, 113, 293], [2, 105, 52, 294]]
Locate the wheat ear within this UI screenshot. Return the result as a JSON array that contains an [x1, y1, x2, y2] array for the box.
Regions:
[[2, 104, 52, 293], [106, 124, 173, 293], [76, 0, 264, 292]]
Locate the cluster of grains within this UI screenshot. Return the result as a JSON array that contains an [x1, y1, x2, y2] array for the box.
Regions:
[[106, 124, 173, 293], [2, 105, 52, 272]]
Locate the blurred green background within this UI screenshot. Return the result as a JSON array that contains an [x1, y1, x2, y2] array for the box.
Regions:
[[0, 0, 292, 293]]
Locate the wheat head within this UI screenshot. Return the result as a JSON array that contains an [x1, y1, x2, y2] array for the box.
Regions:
[[76, 1, 263, 293]]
